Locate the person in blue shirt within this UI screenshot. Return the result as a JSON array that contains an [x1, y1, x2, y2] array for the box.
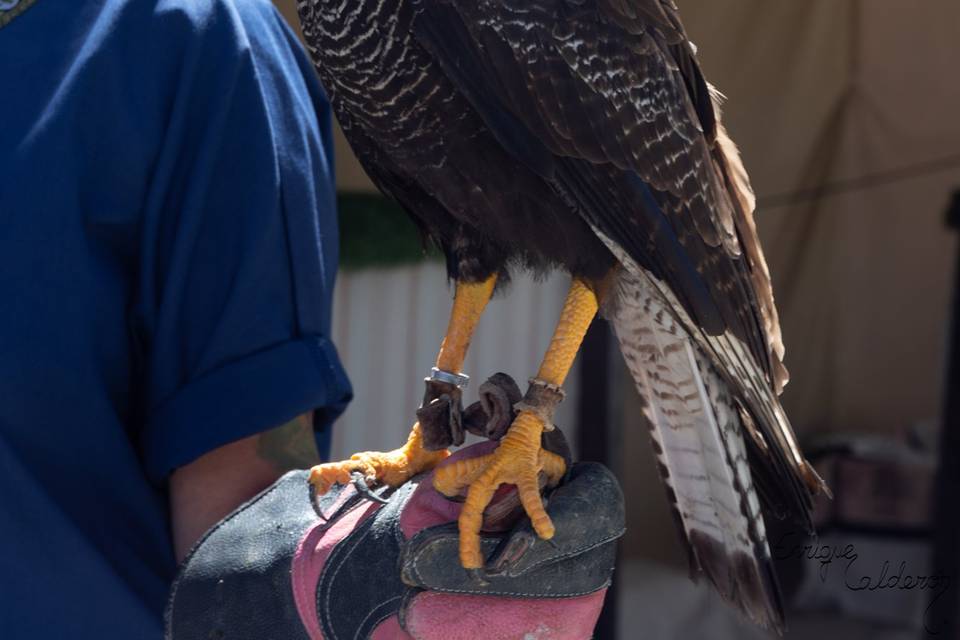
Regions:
[[0, 0, 352, 636]]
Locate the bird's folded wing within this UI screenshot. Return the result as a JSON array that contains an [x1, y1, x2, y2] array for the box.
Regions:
[[409, 0, 773, 378]]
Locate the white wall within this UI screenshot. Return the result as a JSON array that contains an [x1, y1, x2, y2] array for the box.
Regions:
[[328, 262, 580, 459]]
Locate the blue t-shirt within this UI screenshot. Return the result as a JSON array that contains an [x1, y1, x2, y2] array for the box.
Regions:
[[0, 0, 352, 636]]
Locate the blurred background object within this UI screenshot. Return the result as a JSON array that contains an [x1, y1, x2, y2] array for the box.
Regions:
[[274, 1, 960, 637]]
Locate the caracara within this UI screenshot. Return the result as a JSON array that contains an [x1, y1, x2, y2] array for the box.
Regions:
[[298, 0, 826, 629]]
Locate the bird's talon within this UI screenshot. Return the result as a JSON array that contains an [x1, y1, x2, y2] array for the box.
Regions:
[[441, 411, 567, 568], [350, 471, 390, 504], [309, 424, 450, 500], [308, 482, 329, 521], [466, 568, 490, 586]]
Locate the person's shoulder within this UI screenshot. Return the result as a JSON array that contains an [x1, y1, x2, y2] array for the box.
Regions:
[[151, 0, 288, 45]]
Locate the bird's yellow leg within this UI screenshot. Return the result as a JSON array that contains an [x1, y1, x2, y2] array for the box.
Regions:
[[309, 275, 497, 494], [433, 278, 599, 568], [435, 275, 498, 373]]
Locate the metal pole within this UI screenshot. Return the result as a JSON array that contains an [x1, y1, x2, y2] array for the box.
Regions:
[[577, 318, 619, 639], [928, 190, 960, 639]]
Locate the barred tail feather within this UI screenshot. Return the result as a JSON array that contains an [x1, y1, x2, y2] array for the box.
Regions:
[[609, 268, 785, 632]]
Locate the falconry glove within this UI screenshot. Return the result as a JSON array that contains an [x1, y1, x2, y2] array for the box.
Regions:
[[165, 440, 624, 640]]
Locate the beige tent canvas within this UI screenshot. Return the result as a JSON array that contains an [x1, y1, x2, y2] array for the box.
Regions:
[[680, 0, 960, 438]]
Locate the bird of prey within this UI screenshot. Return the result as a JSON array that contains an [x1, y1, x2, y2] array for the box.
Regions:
[[299, 0, 827, 629]]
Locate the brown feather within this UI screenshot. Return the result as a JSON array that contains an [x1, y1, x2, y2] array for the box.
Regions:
[[710, 111, 790, 392]]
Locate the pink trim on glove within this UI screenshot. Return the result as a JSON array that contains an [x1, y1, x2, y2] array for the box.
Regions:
[[292, 487, 384, 640], [401, 590, 607, 640], [291, 443, 608, 640], [370, 615, 413, 640]]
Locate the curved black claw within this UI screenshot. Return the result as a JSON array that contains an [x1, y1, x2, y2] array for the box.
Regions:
[[308, 482, 329, 521], [350, 472, 390, 505], [466, 568, 490, 587]]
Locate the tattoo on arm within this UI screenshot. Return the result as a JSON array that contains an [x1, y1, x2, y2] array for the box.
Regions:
[[256, 413, 321, 473]]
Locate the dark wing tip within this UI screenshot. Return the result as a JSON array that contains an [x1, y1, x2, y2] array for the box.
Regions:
[[688, 529, 787, 634]]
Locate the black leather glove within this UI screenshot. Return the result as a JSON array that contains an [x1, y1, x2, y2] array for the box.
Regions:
[[166, 442, 624, 640]]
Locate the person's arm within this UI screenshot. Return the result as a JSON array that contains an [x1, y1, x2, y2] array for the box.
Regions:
[[169, 413, 320, 562], [143, 1, 350, 563]]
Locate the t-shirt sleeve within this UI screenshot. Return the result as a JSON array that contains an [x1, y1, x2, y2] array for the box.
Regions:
[[135, 0, 351, 483]]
